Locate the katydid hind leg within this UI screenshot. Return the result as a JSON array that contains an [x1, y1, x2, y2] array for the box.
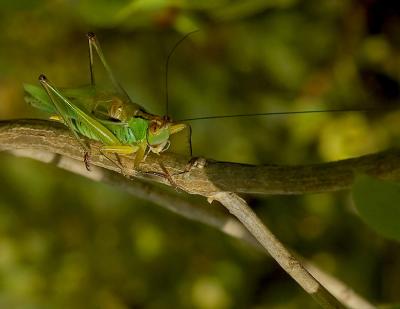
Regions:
[[87, 33, 95, 87], [39, 74, 124, 170], [86, 32, 130, 102], [38, 74, 121, 147], [39, 74, 92, 166]]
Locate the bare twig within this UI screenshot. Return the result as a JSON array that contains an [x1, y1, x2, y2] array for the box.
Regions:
[[210, 192, 344, 308], [0, 119, 386, 308], [303, 261, 375, 309]]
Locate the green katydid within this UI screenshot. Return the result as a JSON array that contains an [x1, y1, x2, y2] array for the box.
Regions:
[[24, 32, 387, 175], [24, 32, 190, 172]]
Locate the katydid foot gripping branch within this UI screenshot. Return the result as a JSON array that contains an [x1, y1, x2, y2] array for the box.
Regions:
[[17, 32, 400, 308]]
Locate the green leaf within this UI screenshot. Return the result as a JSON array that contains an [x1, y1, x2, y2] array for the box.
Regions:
[[352, 175, 400, 241]]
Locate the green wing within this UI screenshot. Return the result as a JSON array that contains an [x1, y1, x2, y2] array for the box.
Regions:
[[24, 84, 56, 114], [39, 77, 121, 146], [24, 84, 96, 115]]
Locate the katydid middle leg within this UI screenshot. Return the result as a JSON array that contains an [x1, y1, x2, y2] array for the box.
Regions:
[[99, 148, 134, 177], [101, 142, 147, 168]]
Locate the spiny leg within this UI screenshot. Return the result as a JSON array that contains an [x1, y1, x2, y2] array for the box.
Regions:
[[87, 33, 95, 87], [86, 32, 130, 102], [39, 75, 92, 170]]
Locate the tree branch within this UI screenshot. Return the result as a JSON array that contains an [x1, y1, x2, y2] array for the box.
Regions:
[[1, 119, 400, 197], [7, 148, 374, 309], [1, 119, 384, 308]]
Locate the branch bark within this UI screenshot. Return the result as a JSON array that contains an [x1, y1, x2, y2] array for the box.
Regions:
[[0, 119, 384, 308], [1, 120, 399, 197]]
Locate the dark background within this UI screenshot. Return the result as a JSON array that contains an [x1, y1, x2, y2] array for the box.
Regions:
[[1, 0, 400, 308]]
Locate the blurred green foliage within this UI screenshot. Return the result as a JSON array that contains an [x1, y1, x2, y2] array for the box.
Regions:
[[1, 0, 400, 307], [353, 175, 400, 242]]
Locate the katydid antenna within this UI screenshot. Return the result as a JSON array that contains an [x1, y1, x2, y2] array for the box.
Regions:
[[164, 30, 199, 118]]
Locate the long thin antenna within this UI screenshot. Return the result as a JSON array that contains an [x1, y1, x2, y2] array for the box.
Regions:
[[165, 30, 199, 117], [177, 106, 393, 122]]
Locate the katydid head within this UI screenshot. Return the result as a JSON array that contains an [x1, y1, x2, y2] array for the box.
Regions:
[[146, 117, 187, 154]]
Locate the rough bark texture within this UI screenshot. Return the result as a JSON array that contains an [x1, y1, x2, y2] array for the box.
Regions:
[[1, 119, 400, 197]]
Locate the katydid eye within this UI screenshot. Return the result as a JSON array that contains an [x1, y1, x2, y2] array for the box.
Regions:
[[149, 121, 164, 134], [149, 122, 158, 133]]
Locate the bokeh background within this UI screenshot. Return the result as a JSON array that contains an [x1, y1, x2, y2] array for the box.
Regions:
[[1, 0, 400, 308]]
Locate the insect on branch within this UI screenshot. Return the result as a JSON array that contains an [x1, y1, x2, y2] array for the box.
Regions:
[[2, 119, 400, 196], [1, 119, 391, 308]]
